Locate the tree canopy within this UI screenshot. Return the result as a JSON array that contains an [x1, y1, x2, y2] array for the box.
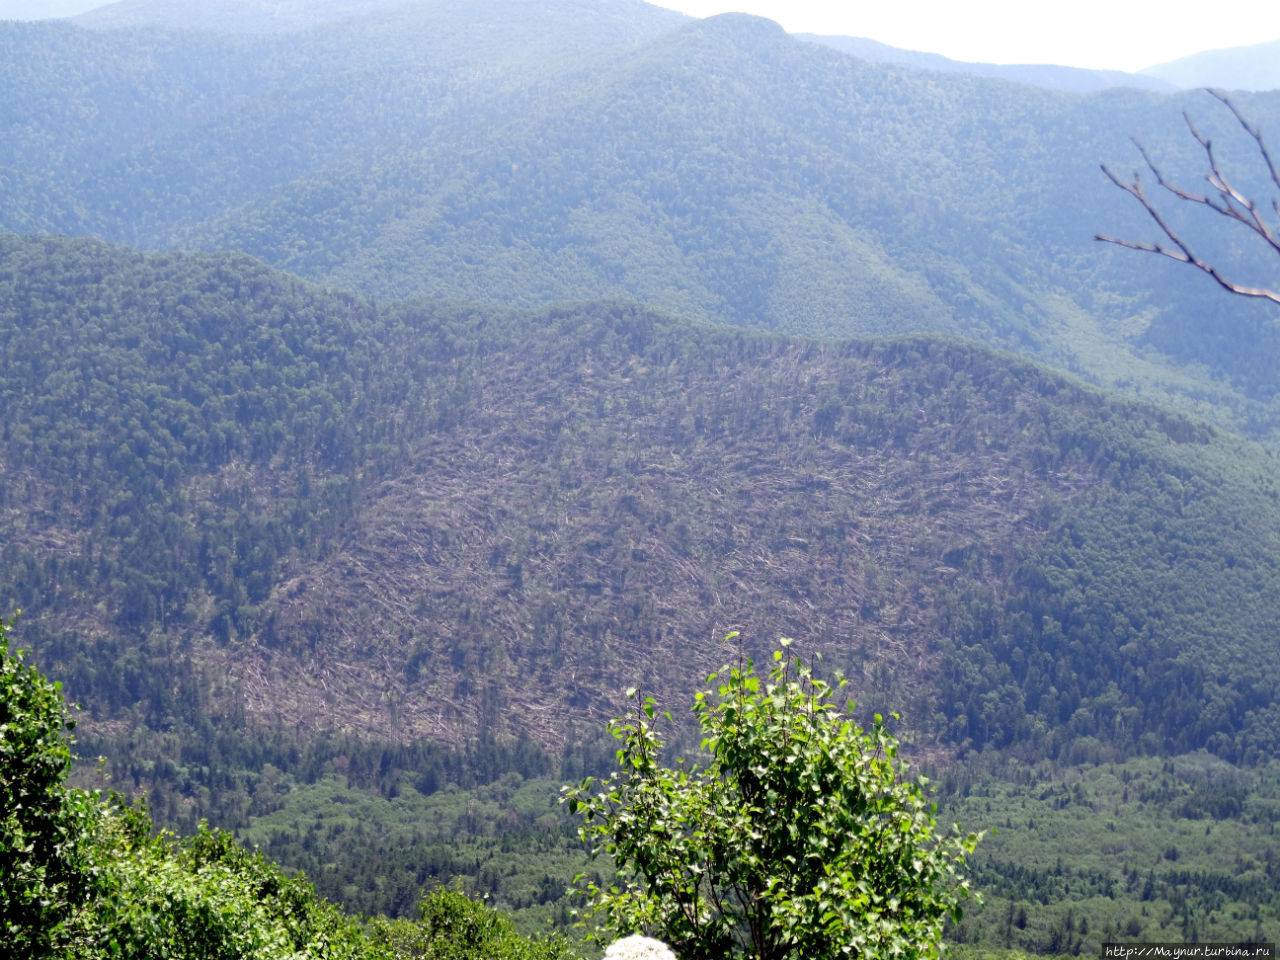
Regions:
[[566, 637, 981, 960], [0, 614, 102, 958]]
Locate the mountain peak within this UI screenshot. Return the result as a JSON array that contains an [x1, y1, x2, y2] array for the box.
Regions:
[[688, 11, 788, 41]]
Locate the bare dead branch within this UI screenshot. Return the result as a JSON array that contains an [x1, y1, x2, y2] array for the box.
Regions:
[[1211, 89, 1280, 196], [1095, 91, 1280, 307]]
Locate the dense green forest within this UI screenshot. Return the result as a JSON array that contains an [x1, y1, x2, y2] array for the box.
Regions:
[[230, 749, 1280, 947], [11, 594, 1280, 954]]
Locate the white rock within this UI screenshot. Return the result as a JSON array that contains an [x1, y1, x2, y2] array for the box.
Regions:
[[602, 934, 678, 960]]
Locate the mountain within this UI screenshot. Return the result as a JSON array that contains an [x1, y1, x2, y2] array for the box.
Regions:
[[2, 5, 1278, 446], [6, 3, 1280, 942], [71, 0, 687, 36], [5, 232, 1280, 767], [0, 1, 688, 241], [72, 0, 424, 32], [1142, 37, 1280, 92], [7, 227, 1280, 934], [800, 33, 1177, 94]]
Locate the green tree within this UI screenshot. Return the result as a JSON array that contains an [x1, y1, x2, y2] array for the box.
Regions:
[[78, 817, 376, 960], [0, 614, 102, 958], [565, 636, 981, 960], [367, 887, 575, 960]]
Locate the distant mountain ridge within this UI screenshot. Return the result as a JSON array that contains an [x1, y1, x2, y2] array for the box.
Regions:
[[71, 0, 418, 32], [70, 0, 688, 36], [19, 0, 1280, 96], [61, 0, 1273, 93], [1141, 36, 1280, 92], [799, 33, 1177, 94]]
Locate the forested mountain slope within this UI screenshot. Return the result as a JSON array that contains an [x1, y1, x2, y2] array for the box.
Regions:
[[8, 4, 1280, 945], [0, 0, 684, 244], [4, 233, 1280, 768], [72, 0, 687, 44], [73, 0, 443, 32], [2, 3, 1279, 440]]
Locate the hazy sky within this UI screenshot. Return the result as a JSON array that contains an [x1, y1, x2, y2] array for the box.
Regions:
[[6, 0, 1278, 74], [652, 0, 1280, 72], [0, 0, 101, 17]]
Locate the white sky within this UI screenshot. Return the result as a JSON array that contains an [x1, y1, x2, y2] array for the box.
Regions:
[[651, 0, 1280, 73]]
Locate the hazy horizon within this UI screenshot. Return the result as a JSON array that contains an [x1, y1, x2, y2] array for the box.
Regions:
[[5, 0, 1279, 76]]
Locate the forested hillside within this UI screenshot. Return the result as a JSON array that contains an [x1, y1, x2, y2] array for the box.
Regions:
[[2, 3, 1279, 440], [5, 1, 1280, 951], [4, 232, 1280, 943], [4, 232, 1279, 763]]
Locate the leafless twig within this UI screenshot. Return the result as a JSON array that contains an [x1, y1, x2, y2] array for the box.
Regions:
[[1095, 89, 1280, 306]]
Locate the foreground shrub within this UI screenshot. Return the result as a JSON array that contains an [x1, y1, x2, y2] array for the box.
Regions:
[[566, 636, 981, 960], [0, 616, 102, 959], [367, 887, 576, 960]]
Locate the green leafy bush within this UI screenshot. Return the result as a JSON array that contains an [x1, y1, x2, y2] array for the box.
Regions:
[[366, 887, 575, 960], [1, 613, 374, 959], [566, 636, 981, 960], [0, 614, 102, 958], [77, 816, 375, 960]]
